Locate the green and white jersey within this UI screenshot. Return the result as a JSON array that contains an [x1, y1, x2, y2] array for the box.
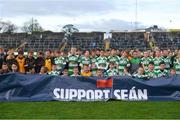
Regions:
[[133, 73, 148, 79], [118, 57, 130, 72], [96, 56, 108, 70], [155, 69, 169, 77], [48, 71, 60, 76], [106, 68, 118, 76], [145, 70, 157, 79], [153, 57, 164, 71], [149, 56, 154, 62], [91, 68, 97, 76], [79, 56, 91, 67], [173, 60, 180, 74], [141, 57, 151, 70], [67, 54, 79, 75], [174, 55, 180, 61], [108, 55, 119, 65], [91, 56, 97, 63], [54, 57, 66, 71], [162, 56, 171, 70]]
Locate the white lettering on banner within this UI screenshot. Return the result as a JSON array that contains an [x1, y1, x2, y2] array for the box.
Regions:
[[53, 89, 111, 100], [53, 88, 60, 99], [53, 87, 148, 101], [94, 90, 103, 99], [129, 87, 138, 100], [114, 90, 121, 99], [69, 89, 77, 99], [121, 89, 128, 100], [86, 90, 94, 100], [114, 87, 148, 101], [77, 89, 86, 100]]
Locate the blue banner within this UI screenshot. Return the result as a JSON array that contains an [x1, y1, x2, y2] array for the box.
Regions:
[[0, 73, 180, 101]]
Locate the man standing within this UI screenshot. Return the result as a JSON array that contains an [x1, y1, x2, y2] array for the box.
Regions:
[[25, 51, 35, 73], [162, 49, 171, 70], [44, 49, 54, 72], [35, 51, 45, 73], [79, 50, 91, 71], [141, 51, 151, 70], [16, 51, 25, 73], [118, 51, 130, 74], [54, 50, 66, 73], [173, 56, 180, 74], [153, 50, 164, 71], [108, 48, 119, 66], [96, 50, 108, 71], [130, 50, 141, 74], [67, 47, 79, 75]]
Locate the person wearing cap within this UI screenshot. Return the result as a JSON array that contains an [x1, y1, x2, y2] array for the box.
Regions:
[[16, 51, 25, 73]]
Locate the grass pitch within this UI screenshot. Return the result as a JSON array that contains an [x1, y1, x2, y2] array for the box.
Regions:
[[0, 101, 180, 119]]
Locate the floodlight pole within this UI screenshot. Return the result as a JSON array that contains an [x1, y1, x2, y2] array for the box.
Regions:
[[135, 0, 138, 29]]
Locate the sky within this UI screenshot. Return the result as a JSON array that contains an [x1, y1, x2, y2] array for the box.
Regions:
[[0, 0, 180, 32]]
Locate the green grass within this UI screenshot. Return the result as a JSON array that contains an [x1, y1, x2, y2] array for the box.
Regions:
[[0, 101, 180, 119]]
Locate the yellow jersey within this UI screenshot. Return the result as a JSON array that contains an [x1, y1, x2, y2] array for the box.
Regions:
[[45, 58, 52, 72], [16, 57, 25, 73]]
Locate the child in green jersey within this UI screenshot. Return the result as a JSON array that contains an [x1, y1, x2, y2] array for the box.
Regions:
[[133, 67, 147, 79], [155, 62, 169, 77], [48, 64, 60, 76], [145, 61, 157, 79], [106, 62, 118, 76]]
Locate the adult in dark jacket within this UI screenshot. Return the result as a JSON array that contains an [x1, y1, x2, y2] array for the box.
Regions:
[[25, 51, 35, 72], [35, 51, 45, 73]]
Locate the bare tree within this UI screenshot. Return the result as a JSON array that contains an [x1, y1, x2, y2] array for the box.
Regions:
[[59, 24, 79, 51], [22, 18, 43, 33], [62, 24, 79, 40], [0, 20, 17, 34]]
